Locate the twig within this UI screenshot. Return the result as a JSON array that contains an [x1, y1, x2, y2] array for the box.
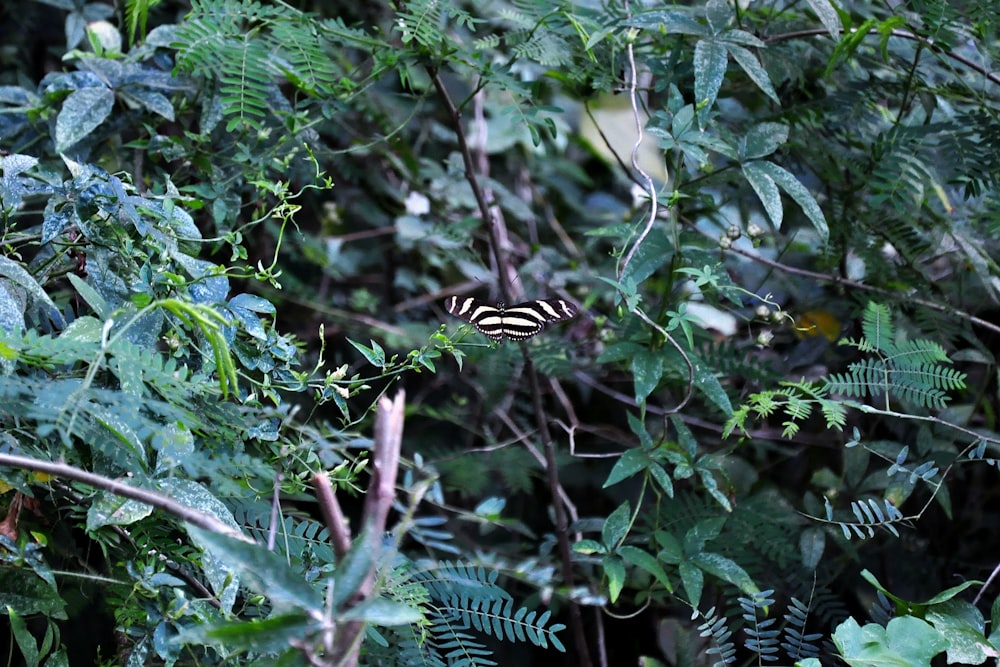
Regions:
[[766, 27, 1000, 88], [429, 68, 515, 302], [0, 453, 249, 540], [523, 353, 594, 666], [711, 231, 1000, 337], [617, 15, 695, 415]]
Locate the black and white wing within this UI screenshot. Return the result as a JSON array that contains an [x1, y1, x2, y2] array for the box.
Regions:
[[445, 296, 578, 342]]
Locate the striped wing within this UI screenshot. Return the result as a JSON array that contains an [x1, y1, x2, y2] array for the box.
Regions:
[[445, 296, 578, 342]]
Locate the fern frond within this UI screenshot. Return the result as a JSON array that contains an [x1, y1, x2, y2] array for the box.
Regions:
[[270, 20, 340, 97], [696, 606, 736, 667], [781, 595, 823, 660], [823, 496, 904, 540], [888, 338, 950, 367], [395, 0, 448, 47], [740, 589, 779, 662], [827, 302, 967, 409], [860, 301, 893, 353]]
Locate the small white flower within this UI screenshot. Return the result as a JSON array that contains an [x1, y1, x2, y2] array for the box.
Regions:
[[404, 191, 431, 216]]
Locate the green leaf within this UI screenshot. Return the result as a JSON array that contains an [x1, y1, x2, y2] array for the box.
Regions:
[[655, 530, 683, 563], [726, 44, 779, 104], [704, 0, 733, 33], [679, 560, 704, 606], [177, 613, 314, 653], [626, 11, 707, 37], [185, 525, 319, 614], [799, 527, 826, 570], [340, 597, 423, 626], [618, 545, 674, 593], [741, 123, 789, 161], [689, 551, 759, 596], [621, 228, 674, 287], [0, 570, 66, 619], [742, 160, 784, 228], [331, 526, 376, 609], [161, 478, 242, 611], [684, 517, 725, 552], [832, 616, 948, 667], [602, 501, 631, 549], [573, 539, 606, 555], [806, 0, 843, 39], [627, 411, 654, 449], [604, 448, 649, 488], [747, 160, 830, 239], [67, 273, 109, 319], [55, 86, 114, 153], [925, 600, 996, 665], [603, 554, 626, 604], [87, 493, 154, 531], [7, 607, 40, 667], [632, 349, 663, 403], [60, 316, 103, 343], [690, 352, 733, 416], [348, 337, 386, 367], [0, 256, 65, 327], [693, 39, 727, 126]]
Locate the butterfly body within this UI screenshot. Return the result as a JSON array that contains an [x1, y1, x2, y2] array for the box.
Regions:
[[445, 296, 578, 342]]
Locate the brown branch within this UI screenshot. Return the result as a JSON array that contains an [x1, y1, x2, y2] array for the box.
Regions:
[[327, 391, 405, 667], [710, 229, 1000, 337], [0, 453, 249, 540], [523, 353, 594, 667], [312, 473, 352, 558], [429, 68, 515, 302]]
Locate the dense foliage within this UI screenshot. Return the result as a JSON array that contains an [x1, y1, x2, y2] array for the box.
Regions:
[[1, 0, 999, 665]]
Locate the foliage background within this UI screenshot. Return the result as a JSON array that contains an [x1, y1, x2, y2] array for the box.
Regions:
[[1, 0, 999, 665]]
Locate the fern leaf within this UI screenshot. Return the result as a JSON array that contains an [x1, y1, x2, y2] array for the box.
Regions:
[[861, 301, 893, 353]]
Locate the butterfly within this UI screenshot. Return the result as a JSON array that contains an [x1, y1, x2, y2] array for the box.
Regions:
[[445, 296, 578, 342]]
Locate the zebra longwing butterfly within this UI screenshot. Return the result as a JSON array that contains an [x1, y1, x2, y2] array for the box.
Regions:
[[445, 296, 578, 342]]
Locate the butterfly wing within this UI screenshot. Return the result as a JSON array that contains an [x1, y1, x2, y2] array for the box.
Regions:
[[445, 296, 578, 342], [445, 296, 505, 341], [500, 300, 578, 340]]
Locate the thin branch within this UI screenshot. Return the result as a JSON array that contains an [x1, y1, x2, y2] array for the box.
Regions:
[[709, 228, 1000, 337], [429, 68, 515, 302], [766, 27, 1000, 88], [523, 353, 594, 667], [312, 472, 352, 558], [617, 23, 695, 415], [0, 453, 249, 540]]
